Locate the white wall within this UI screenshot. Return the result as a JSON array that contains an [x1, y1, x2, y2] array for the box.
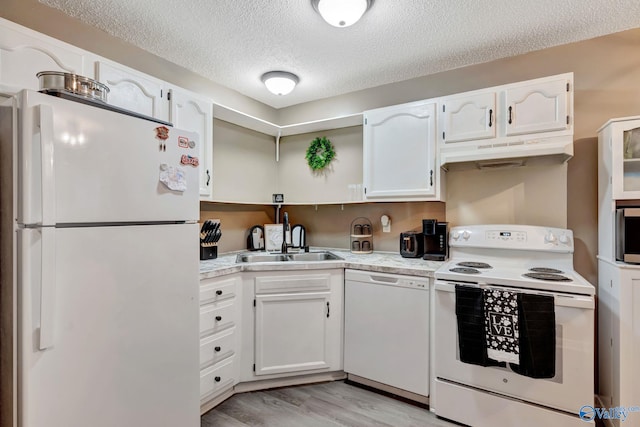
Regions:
[[278, 126, 363, 204]]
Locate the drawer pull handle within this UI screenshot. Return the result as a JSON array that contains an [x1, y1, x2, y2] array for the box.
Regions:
[[214, 376, 221, 383], [216, 290, 223, 296], [214, 346, 221, 352], [215, 316, 222, 321]]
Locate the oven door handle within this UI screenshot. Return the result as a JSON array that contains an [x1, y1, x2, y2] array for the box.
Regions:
[[554, 295, 594, 309], [434, 281, 594, 309]]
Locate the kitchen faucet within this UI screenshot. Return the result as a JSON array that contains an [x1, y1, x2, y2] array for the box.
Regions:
[[282, 212, 290, 253]]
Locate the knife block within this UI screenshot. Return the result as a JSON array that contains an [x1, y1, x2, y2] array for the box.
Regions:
[[200, 219, 221, 260], [200, 245, 217, 260]]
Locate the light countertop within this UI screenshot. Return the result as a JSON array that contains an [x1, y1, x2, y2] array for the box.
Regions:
[[200, 248, 443, 280]]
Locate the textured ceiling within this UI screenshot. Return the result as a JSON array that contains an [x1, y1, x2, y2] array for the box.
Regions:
[[39, 0, 640, 109]]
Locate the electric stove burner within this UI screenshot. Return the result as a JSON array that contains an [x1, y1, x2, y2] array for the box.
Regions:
[[529, 267, 564, 274], [457, 261, 492, 269], [450, 267, 481, 274], [523, 272, 572, 282]]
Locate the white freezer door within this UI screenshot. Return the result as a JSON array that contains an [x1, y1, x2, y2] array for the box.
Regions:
[[17, 90, 199, 226], [18, 224, 199, 427]]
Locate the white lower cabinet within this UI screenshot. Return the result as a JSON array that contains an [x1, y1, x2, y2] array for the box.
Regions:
[[255, 290, 332, 375], [200, 357, 236, 400], [240, 269, 344, 381], [598, 259, 640, 427], [199, 274, 241, 409]]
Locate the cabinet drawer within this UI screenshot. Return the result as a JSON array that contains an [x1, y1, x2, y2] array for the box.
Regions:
[[200, 356, 235, 400], [255, 273, 331, 294], [200, 299, 235, 337], [200, 276, 238, 305], [200, 327, 235, 369]]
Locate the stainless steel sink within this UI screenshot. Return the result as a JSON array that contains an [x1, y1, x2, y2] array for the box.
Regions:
[[235, 254, 290, 263], [235, 251, 342, 263], [288, 252, 342, 262]]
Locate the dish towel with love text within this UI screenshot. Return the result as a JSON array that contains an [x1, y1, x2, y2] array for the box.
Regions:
[[483, 288, 520, 364]]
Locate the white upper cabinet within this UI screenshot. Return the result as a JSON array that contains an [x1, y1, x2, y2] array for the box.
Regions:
[[95, 61, 168, 121], [439, 73, 573, 168], [363, 100, 439, 200], [0, 18, 88, 93], [504, 77, 570, 136], [442, 91, 496, 144], [598, 116, 640, 201], [169, 88, 213, 199]]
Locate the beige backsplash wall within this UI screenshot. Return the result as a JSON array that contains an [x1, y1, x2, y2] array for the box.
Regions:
[[284, 202, 445, 252], [200, 201, 445, 253], [445, 162, 568, 228], [200, 203, 275, 254]]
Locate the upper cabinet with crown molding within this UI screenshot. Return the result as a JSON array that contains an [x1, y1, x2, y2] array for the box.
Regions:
[[95, 60, 169, 121], [439, 73, 573, 169], [169, 87, 214, 199], [0, 18, 90, 93], [363, 100, 442, 201]]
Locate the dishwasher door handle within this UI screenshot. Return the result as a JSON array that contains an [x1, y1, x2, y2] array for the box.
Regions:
[[369, 275, 399, 284]]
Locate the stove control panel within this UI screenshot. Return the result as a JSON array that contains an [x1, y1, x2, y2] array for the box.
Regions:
[[449, 225, 574, 252], [486, 230, 527, 242]]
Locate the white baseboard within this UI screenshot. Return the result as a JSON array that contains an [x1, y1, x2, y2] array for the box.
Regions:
[[346, 374, 429, 405]]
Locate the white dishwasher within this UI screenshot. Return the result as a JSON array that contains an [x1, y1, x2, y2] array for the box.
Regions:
[[344, 269, 429, 398]]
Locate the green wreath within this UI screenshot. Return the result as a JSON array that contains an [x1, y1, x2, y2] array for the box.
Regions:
[[305, 137, 336, 171]]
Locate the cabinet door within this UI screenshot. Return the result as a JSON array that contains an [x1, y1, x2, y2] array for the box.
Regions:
[[255, 291, 331, 376], [0, 23, 86, 92], [606, 119, 640, 200], [630, 274, 640, 411], [621, 270, 640, 412], [363, 101, 436, 199], [442, 91, 496, 144], [95, 61, 168, 121], [170, 88, 213, 199], [597, 262, 617, 410], [504, 77, 570, 136]]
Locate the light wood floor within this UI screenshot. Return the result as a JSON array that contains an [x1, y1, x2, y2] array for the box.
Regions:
[[201, 380, 461, 427]]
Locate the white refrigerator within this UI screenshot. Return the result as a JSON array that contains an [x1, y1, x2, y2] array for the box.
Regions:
[[0, 90, 200, 427]]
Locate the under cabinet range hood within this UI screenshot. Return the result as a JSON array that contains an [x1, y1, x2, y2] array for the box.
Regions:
[[440, 135, 573, 171], [438, 72, 574, 171]]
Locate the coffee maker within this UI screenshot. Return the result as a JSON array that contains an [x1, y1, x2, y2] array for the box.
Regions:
[[422, 219, 448, 261]]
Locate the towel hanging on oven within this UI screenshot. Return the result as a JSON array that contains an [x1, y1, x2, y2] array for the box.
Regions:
[[509, 293, 556, 378], [484, 288, 520, 364], [455, 285, 506, 368], [455, 285, 556, 378]]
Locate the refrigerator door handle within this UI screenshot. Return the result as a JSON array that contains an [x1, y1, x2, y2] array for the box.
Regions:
[[39, 227, 56, 349], [38, 104, 56, 226]]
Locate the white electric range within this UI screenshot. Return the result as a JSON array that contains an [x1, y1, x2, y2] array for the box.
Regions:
[[433, 224, 595, 427]]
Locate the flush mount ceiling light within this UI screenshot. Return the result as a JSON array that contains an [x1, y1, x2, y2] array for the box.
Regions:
[[311, 0, 373, 27], [261, 71, 299, 96]]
